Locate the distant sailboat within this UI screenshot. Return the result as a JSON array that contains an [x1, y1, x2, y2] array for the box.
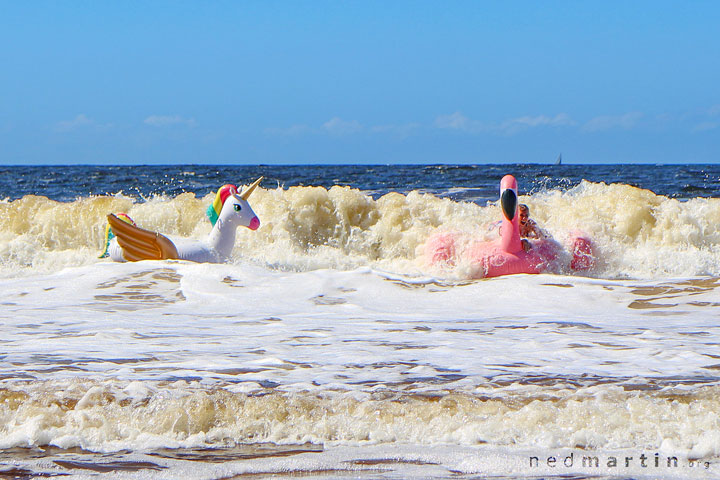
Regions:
[[555, 153, 562, 165]]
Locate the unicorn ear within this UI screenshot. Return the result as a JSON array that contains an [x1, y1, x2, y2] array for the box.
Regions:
[[240, 176, 264, 200]]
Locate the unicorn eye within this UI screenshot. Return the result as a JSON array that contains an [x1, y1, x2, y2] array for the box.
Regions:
[[233, 204, 242, 212]]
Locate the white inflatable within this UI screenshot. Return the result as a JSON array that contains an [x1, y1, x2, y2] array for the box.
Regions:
[[102, 178, 262, 263]]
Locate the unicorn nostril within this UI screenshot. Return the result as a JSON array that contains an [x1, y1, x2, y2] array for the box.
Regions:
[[248, 217, 260, 231]]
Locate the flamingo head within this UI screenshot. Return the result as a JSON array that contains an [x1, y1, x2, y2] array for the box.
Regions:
[[500, 175, 518, 221]]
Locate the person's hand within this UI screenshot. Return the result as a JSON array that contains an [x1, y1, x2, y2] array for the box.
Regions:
[[522, 239, 532, 252]]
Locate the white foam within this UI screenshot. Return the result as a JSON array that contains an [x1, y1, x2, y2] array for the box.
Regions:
[[2, 183, 720, 477], [3, 182, 720, 278]]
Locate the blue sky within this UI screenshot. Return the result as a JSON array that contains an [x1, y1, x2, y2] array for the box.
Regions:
[[1, 1, 718, 165]]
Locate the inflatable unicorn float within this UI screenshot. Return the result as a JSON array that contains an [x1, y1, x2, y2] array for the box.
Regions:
[[101, 177, 263, 263], [425, 174, 594, 278]]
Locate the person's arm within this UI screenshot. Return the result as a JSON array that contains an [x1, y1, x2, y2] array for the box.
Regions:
[[526, 220, 548, 239]]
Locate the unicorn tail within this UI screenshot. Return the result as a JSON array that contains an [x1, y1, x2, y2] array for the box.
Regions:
[[99, 213, 136, 258]]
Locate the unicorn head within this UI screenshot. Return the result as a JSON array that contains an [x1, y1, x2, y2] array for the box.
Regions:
[[206, 177, 263, 231]]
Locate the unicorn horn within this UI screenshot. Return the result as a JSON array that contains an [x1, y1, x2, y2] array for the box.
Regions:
[[240, 176, 264, 200]]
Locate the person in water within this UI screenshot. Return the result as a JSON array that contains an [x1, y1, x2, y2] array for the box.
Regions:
[[491, 203, 548, 251], [518, 204, 548, 251], [519, 204, 546, 239]]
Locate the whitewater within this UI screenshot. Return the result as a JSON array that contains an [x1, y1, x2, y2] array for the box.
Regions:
[[1, 164, 719, 479]]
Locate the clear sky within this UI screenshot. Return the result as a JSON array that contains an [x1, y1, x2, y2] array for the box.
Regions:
[[1, 1, 718, 165]]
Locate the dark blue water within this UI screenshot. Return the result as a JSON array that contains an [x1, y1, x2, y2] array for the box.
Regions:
[[1, 164, 718, 203]]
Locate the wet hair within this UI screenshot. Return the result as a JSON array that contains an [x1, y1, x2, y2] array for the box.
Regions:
[[519, 204, 529, 214]]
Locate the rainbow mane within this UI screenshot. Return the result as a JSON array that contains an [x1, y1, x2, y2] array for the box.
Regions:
[[206, 184, 238, 226]]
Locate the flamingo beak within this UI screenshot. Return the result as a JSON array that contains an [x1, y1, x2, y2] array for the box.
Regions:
[[501, 188, 518, 221]]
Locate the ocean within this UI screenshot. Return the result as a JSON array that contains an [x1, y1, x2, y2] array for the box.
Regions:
[[1, 164, 720, 479]]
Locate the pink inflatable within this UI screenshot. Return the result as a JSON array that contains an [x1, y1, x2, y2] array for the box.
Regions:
[[426, 175, 594, 278]]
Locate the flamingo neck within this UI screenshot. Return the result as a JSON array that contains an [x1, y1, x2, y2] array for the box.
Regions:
[[500, 216, 523, 253]]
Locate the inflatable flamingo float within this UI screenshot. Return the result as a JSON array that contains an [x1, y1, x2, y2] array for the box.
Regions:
[[101, 177, 263, 263], [426, 175, 594, 278]]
